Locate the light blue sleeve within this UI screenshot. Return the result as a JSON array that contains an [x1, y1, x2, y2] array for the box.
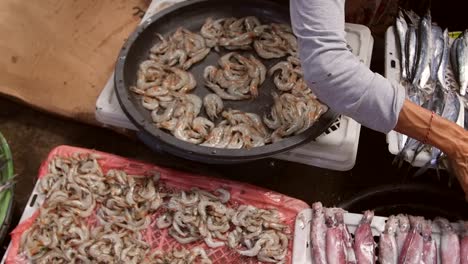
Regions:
[[290, 0, 406, 133]]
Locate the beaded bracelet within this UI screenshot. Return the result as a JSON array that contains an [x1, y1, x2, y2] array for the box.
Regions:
[[422, 111, 435, 145]]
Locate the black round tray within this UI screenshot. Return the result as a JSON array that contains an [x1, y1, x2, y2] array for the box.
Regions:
[[338, 183, 468, 221], [115, 0, 339, 163]]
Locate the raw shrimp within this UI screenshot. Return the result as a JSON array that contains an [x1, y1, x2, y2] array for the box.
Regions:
[[151, 101, 177, 123], [201, 18, 224, 47], [141, 96, 159, 111], [203, 93, 223, 120], [173, 116, 203, 144], [191, 116, 213, 137], [182, 48, 210, 70], [204, 66, 249, 100]]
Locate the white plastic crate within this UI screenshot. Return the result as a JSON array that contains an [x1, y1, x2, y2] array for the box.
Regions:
[[95, 2, 374, 171], [384, 26, 464, 167]]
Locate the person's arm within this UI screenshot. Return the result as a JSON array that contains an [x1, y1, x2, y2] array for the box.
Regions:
[[290, 0, 405, 133], [395, 100, 468, 199], [290, 0, 468, 199]]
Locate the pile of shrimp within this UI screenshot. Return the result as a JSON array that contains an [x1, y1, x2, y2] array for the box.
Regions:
[[201, 17, 261, 51], [157, 186, 289, 263], [151, 247, 212, 264], [204, 52, 266, 100], [17, 153, 289, 263], [200, 109, 270, 148], [253, 24, 297, 59], [150, 28, 211, 70], [131, 16, 327, 148], [267, 57, 328, 141]]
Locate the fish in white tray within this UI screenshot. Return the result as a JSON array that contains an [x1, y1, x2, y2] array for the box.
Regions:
[[336, 210, 356, 264], [398, 216, 424, 264], [412, 11, 432, 88], [456, 31, 468, 96], [311, 202, 328, 264], [421, 220, 437, 264], [437, 29, 450, 89], [395, 10, 409, 80], [431, 25, 445, 82], [396, 214, 410, 257], [325, 208, 346, 264], [436, 217, 461, 264], [461, 221, 468, 264], [406, 26, 419, 82], [379, 215, 398, 264], [353, 210, 375, 264]]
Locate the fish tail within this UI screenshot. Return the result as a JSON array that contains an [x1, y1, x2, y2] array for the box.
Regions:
[[435, 165, 441, 181], [393, 148, 408, 169], [413, 161, 430, 178], [409, 143, 425, 165]]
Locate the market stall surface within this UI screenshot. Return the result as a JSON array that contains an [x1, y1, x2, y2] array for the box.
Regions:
[[0, 37, 464, 258]]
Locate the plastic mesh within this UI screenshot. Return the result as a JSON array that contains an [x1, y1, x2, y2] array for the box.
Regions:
[[6, 145, 309, 263]]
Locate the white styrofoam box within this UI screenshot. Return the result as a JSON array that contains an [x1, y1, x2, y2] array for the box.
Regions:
[[384, 26, 465, 167], [275, 24, 373, 171], [96, 73, 138, 130], [293, 208, 462, 264], [95, 3, 373, 171]]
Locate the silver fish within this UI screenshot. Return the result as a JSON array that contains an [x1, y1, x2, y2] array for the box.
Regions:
[[437, 29, 450, 89], [395, 136, 422, 168], [428, 83, 446, 116], [457, 30, 468, 96], [397, 80, 446, 167], [441, 91, 460, 128], [406, 26, 418, 81], [395, 83, 422, 162], [451, 37, 461, 84], [419, 64, 431, 88], [430, 25, 444, 81], [415, 90, 459, 176], [465, 107, 468, 130], [396, 10, 409, 80], [403, 9, 420, 26], [412, 11, 432, 87]]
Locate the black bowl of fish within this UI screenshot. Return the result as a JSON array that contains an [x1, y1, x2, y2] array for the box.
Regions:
[[115, 0, 339, 163]]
